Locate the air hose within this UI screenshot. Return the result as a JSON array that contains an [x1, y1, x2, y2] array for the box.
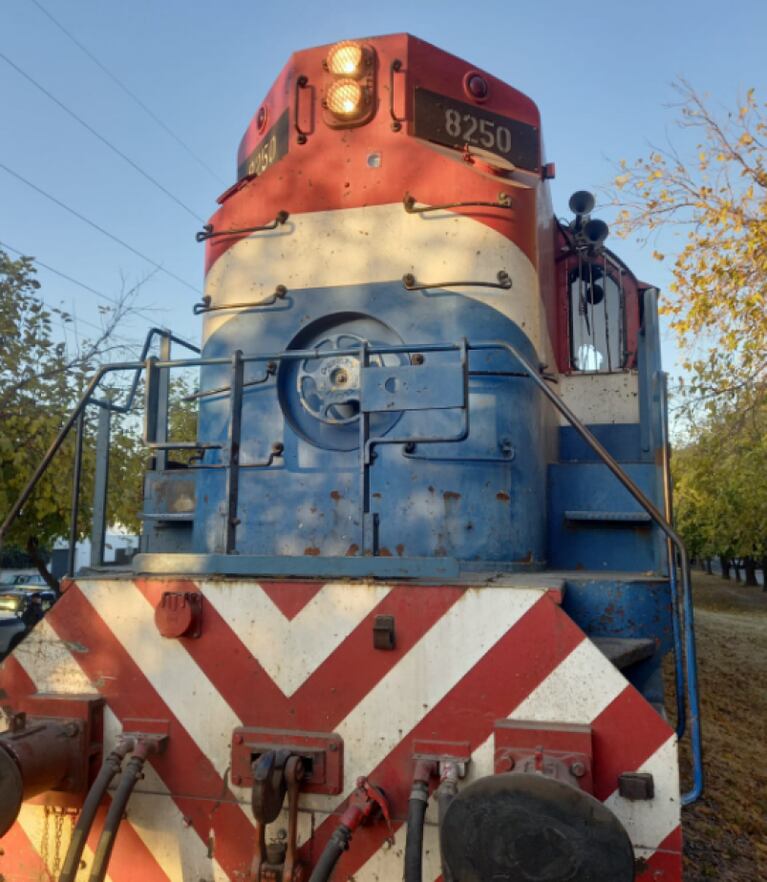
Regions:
[[88, 740, 156, 882], [404, 779, 429, 882], [307, 824, 352, 882], [58, 738, 135, 882]]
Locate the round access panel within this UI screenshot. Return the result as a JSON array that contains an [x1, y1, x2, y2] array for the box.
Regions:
[[440, 773, 635, 882], [278, 313, 407, 451]]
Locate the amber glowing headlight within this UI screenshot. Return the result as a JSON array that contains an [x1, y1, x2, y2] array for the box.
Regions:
[[326, 41, 365, 77], [325, 78, 366, 119]]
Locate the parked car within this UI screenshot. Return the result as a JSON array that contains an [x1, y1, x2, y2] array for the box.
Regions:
[[0, 574, 49, 589], [0, 590, 57, 657]]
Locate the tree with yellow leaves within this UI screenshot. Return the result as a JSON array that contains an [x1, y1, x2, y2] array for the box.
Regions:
[[612, 81, 767, 402]]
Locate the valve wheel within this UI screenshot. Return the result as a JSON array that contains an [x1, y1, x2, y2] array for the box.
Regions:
[[296, 333, 388, 425]]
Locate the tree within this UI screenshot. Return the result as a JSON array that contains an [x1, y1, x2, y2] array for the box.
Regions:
[[612, 81, 767, 402], [672, 393, 767, 587], [0, 249, 139, 551]]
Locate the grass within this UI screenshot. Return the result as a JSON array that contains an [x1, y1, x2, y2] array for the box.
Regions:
[[676, 571, 767, 880]]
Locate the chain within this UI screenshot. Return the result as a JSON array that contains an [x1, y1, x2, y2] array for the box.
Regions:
[[52, 808, 65, 878], [40, 807, 50, 874], [39, 806, 77, 878]]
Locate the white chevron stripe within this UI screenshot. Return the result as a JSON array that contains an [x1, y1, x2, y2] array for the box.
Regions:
[[201, 581, 391, 696], [13, 616, 95, 694], [509, 637, 629, 724], [604, 734, 680, 851], [78, 579, 242, 779], [355, 819, 443, 882]]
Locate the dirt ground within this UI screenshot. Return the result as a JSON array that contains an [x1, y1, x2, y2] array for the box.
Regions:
[[677, 570, 767, 880]]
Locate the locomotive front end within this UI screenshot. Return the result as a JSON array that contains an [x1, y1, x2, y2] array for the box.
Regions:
[[0, 33, 693, 882]]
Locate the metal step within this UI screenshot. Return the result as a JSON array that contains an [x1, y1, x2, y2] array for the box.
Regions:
[[592, 637, 657, 670], [564, 510, 652, 524]]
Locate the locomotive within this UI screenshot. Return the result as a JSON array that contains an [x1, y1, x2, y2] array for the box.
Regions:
[[0, 33, 701, 882]]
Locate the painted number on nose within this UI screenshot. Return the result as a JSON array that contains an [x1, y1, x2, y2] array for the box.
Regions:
[[444, 109, 513, 154]]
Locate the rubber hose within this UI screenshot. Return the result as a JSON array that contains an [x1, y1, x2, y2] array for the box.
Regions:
[[404, 781, 429, 882], [88, 753, 145, 882], [58, 745, 131, 882], [308, 825, 351, 882]]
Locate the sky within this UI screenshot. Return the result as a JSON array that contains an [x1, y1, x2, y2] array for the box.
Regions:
[[2, 0, 766, 375]]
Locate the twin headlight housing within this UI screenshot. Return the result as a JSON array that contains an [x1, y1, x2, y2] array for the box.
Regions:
[[322, 40, 376, 127]]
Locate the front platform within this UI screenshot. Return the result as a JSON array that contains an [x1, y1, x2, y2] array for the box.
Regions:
[[0, 574, 682, 881]]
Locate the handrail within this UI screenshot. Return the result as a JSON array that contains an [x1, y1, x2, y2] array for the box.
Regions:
[[91, 327, 200, 414], [472, 339, 703, 805], [0, 333, 704, 805], [659, 372, 687, 740], [0, 325, 199, 550]]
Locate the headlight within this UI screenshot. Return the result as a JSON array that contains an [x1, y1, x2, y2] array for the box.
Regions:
[[326, 79, 366, 119], [326, 41, 365, 77]]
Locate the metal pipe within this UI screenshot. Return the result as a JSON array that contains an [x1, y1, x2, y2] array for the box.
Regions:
[[658, 372, 687, 739], [58, 739, 135, 882], [66, 410, 86, 577]]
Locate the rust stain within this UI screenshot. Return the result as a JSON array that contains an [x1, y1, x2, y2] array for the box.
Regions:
[[496, 491, 510, 502], [303, 546, 321, 556], [329, 490, 342, 501], [372, 492, 382, 499], [517, 551, 533, 564], [345, 544, 359, 556], [395, 544, 405, 557], [443, 491, 461, 501], [378, 547, 392, 557]]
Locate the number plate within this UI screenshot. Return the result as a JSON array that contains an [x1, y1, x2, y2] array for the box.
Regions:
[[413, 89, 538, 172], [237, 110, 289, 181]]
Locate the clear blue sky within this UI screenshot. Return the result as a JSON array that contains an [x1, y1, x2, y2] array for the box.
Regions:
[[2, 0, 765, 374]]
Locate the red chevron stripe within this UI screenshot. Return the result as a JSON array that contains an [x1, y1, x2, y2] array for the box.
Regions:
[[134, 580, 463, 731], [259, 581, 324, 620], [0, 652, 37, 698], [44, 585, 254, 880], [0, 821, 52, 880], [637, 827, 683, 879], [87, 803, 173, 882], [306, 594, 585, 877], [591, 685, 674, 801]]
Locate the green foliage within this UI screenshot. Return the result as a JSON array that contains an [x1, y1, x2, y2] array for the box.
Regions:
[[0, 248, 151, 547], [673, 392, 767, 562], [612, 81, 767, 401]]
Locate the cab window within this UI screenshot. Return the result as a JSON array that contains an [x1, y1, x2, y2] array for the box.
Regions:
[[569, 261, 624, 372]]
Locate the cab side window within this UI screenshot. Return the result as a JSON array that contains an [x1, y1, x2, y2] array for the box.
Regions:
[[569, 262, 624, 372]]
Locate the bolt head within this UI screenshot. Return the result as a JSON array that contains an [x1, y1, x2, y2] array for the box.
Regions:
[[570, 761, 586, 778]]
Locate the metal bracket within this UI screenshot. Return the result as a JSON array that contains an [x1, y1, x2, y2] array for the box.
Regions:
[[403, 191, 512, 213], [402, 270, 511, 291], [231, 728, 343, 794], [361, 363, 465, 412], [196, 210, 289, 242], [494, 720, 593, 794], [193, 285, 288, 315]]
